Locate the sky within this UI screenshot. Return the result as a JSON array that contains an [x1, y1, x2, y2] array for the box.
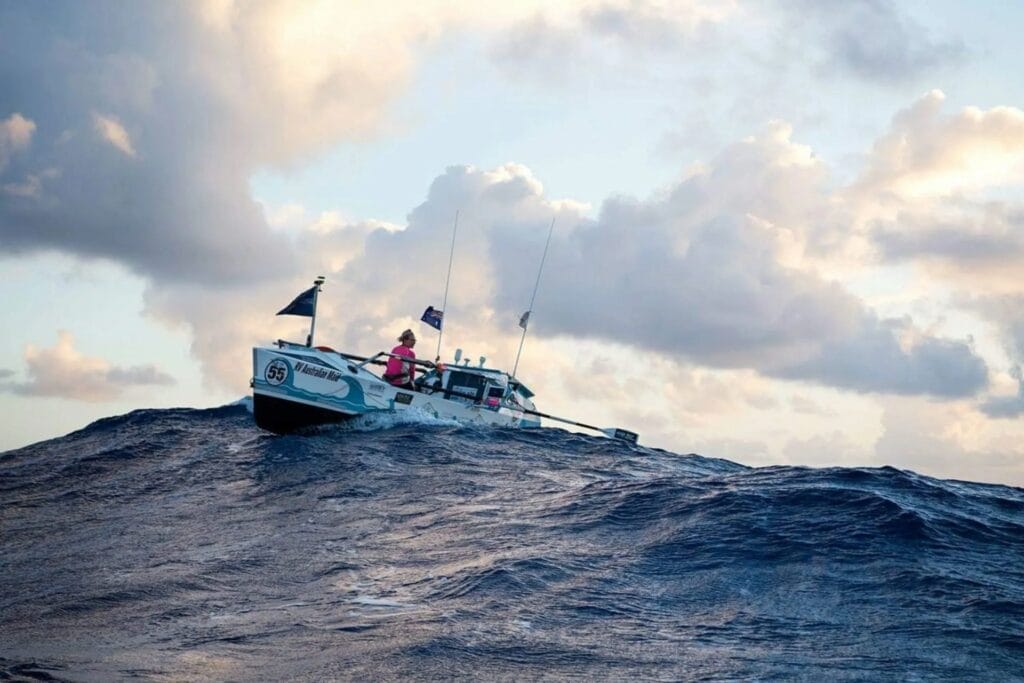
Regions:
[[2, 0, 1024, 486]]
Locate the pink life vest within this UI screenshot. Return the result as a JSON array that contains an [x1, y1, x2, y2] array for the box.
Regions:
[[385, 344, 416, 385]]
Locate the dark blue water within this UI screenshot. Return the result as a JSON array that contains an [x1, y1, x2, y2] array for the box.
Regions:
[[2, 406, 1023, 681]]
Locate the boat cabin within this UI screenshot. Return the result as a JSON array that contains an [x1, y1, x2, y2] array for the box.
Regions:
[[417, 365, 536, 411]]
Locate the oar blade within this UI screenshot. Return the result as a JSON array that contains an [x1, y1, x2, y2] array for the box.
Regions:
[[603, 428, 639, 443]]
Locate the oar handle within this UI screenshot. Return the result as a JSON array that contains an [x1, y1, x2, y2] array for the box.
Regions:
[[337, 350, 440, 370], [379, 351, 441, 369]]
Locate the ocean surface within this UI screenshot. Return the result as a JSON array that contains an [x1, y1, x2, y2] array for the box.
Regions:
[[1, 405, 1023, 681]]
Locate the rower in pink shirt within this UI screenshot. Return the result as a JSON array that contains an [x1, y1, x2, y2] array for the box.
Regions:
[[384, 329, 419, 389]]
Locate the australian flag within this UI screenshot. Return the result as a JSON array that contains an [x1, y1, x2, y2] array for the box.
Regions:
[[421, 305, 443, 331], [276, 286, 316, 317], [519, 310, 531, 330]]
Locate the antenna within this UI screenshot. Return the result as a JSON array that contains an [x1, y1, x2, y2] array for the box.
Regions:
[[511, 217, 555, 378], [436, 210, 459, 362]]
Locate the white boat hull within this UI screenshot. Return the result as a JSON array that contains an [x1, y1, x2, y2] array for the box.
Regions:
[[252, 345, 540, 434]]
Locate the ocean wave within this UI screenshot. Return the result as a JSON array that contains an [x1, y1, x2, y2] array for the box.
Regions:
[[1, 406, 1022, 680]]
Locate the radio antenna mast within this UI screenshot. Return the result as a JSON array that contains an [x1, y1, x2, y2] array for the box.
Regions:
[[511, 217, 555, 378], [436, 210, 459, 362]]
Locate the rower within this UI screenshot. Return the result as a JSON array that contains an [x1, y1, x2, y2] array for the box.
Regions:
[[383, 329, 419, 390]]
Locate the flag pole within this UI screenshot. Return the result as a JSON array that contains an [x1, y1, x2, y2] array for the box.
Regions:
[[436, 211, 459, 362], [512, 217, 555, 378], [306, 276, 326, 347]]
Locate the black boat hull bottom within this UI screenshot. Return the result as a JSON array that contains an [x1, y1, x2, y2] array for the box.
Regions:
[[253, 393, 354, 434]]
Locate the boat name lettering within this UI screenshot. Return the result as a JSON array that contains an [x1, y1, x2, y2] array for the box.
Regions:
[[294, 361, 342, 382]]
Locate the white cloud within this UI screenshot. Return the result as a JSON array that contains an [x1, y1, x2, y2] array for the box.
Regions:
[[1, 32, 993, 410], [92, 113, 136, 157], [3, 168, 60, 199], [854, 94, 1024, 416], [856, 90, 1024, 200], [0, 4, 1019, 484], [0, 112, 35, 170], [476, 127, 987, 397], [139, 155, 986, 403], [0, 2, 731, 285], [189, 0, 731, 161], [0, 330, 175, 402]]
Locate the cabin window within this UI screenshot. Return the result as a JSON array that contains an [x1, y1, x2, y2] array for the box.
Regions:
[[445, 371, 486, 402], [511, 381, 535, 399]]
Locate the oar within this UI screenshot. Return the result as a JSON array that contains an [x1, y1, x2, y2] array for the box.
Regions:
[[336, 351, 442, 370], [517, 408, 639, 443]]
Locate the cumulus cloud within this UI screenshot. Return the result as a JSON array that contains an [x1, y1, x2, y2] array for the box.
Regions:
[[0, 3, 298, 284], [148, 151, 986, 401], [0, 330, 175, 402], [856, 91, 1024, 200], [472, 126, 986, 397], [857, 96, 1024, 299], [0, 5, 997, 409], [0, 1, 738, 286], [0, 112, 35, 170], [0, 2, 513, 282], [852, 94, 1024, 412]]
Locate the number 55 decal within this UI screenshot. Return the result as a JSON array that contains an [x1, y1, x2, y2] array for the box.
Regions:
[[265, 359, 289, 385]]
